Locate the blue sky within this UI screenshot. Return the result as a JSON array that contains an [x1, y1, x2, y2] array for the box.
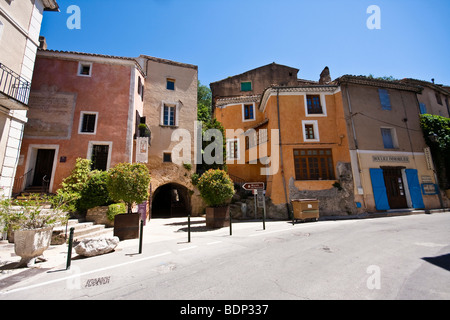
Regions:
[[41, 0, 450, 87]]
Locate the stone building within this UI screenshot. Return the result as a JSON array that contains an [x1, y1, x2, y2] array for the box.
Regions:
[[337, 75, 443, 212], [0, 0, 59, 198], [16, 49, 203, 217]]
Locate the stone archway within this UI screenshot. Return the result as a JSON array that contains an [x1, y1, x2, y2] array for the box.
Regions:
[[151, 183, 191, 218]]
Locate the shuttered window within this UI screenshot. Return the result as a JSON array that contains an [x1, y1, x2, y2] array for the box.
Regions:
[[293, 149, 334, 180]]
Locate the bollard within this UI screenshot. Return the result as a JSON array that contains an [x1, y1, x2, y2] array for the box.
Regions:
[[188, 214, 191, 243], [229, 209, 232, 236], [66, 227, 75, 270], [138, 219, 144, 254]]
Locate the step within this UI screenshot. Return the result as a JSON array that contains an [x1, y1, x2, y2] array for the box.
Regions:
[[52, 219, 114, 244]]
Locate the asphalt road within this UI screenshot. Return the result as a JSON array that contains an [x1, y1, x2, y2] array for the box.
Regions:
[[1, 212, 449, 303]]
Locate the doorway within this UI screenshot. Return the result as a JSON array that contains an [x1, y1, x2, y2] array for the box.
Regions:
[[151, 183, 191, 218], [382, 167, 407, 209], [32, 149, 55, 187]]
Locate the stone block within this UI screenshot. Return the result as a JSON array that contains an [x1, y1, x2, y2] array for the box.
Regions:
[[74, 236, 119, 257]]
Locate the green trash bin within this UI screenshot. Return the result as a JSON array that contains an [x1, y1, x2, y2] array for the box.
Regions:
[[291, 199, 319, 222]]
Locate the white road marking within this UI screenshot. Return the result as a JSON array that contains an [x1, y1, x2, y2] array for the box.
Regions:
[[0, 251, 172, 295], [178, 246, 198, 251]]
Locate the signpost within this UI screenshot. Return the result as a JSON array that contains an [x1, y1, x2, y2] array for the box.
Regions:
[[243, 182, 266, 229]]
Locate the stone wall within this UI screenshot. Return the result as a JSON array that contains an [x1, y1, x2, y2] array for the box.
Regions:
[[289, 162, 360, 216], [86, 206, 114, 227]]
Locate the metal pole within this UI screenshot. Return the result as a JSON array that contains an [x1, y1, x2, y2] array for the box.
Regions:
[[139, 219, 144, 254], [188, 214, 191, 243], [66, 227, 75, 270], [263, 197, 266, 230], [229, 209, 232, 236]]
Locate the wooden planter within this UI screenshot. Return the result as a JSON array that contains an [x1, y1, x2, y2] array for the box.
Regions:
[[14, 226, 53, 267], [206, 206, 230, 229], [114, 213, 139, 241]]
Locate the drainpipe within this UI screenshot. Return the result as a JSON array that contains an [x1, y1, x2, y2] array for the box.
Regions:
[[275, 88, 292, 219]]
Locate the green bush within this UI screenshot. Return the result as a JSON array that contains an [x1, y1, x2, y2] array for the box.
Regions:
[[107, 163, 151, 214], [107, 203, 126, 221], [196, 169, 235, 207], [78, 170, 112, 211], [57, 158, 92, 213]]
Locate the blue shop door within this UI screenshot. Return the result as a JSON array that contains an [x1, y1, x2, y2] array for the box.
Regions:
[[405, 169, 425, 209], [370, 168, 390, 210]]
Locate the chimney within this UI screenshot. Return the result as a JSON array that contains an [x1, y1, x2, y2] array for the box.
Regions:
[[319, 66, 331, 84], [39, 36, 47, 50], [431, 78, 435, 84]]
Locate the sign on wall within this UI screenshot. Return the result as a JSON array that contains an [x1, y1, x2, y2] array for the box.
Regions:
[[136, 137, 148, 163]]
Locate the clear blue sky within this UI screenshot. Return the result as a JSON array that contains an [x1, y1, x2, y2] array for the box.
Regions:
[[41, 0, 450, 87]]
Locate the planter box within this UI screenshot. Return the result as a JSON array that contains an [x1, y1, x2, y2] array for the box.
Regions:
[[14, 227, 53, 267], [114, 213, 139, 241], [206, 206, 230, 229]]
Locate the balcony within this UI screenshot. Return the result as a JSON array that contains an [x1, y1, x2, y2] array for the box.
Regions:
[[0, 63, 31, 109]]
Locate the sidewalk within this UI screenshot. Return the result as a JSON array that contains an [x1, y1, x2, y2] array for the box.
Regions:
[[0, 217, 270, 289]]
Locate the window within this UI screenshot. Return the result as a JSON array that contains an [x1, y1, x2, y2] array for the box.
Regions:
[[166, 78, 175, 91], [293, 149, 335, 180], [163, 152, 172, 163], [419, 103, 427, 114], [138, 77, 144, 101], [243, 103, 255, 121], [163, 104, 176, 126], [91, 145, 109, 171], [78, 62, 92, 77], [302, 120, 319, 141], [306, 95, 323, 114], [226, 139, 239, 160], [241, 81, 252, 92], [435, 92, 442, 105], [378, 89, 391, 110], [381, 128, 396, 149], [79, 112, 98, 134]]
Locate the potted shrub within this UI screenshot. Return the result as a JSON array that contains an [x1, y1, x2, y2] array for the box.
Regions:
[[106, 163, 151, 240], [0, 195, 69, 267], [196, 169, 235, 229]]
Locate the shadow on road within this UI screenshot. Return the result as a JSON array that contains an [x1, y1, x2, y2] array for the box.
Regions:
[[422, 253, 450, 272]]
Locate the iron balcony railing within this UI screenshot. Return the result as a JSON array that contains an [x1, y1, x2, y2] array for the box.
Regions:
[[0, 63, 31, 105]]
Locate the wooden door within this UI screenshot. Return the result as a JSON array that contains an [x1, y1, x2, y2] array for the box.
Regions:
[[382, 167, 407, 209], [33, 149, 55, 186]]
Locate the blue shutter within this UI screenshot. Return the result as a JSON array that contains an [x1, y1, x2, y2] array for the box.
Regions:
[[370, 168, 390, 210], [419, 103, 427, 114], [405, 169, 425, 209], [381, 128, 394, 149], [378, 89, 391, 110]]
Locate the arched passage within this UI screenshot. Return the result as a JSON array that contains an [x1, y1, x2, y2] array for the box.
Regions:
[[151, 183, 191, 218]]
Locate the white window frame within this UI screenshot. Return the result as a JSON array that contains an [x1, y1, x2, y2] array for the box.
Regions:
[[160, 101, 179, 127], [302, 120, 320, 142], [87, 141, 113, 170], [78, 111, 98, 135], [77, 61, 93, 77], [304, 93, 328, 117], [242, 102, 256, 122], [226, 138, 240, 161]]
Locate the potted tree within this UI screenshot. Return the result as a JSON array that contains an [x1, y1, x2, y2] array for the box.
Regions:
[[196, 169, 235, 229], [0, 195, 68, 267], [106, 163, 151, 240]]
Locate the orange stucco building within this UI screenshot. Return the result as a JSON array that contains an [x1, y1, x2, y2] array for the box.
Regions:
[[212, 64, 355, 217]]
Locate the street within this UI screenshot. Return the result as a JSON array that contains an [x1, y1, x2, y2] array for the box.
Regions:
[[0, 212, 449, 303]]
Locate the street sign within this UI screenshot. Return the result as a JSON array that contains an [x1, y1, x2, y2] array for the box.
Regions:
[[242, 182, 264, 191]]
